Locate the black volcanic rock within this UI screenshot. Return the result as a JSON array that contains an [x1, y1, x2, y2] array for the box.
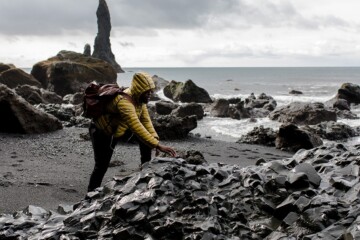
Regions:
[[3, 143, 360, 239], [92, 0, 123, 73]]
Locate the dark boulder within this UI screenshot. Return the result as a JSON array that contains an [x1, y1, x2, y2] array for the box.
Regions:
[[15, 85, 63, 105], [0, 68, 41, 89], [92, 0, 123, 73], [269, 102, 337, 125], [172, 103, 204, 120], [209, 99, 230, 117], [153, 115, 197, 139], [237, 125, 277, 146], [303, 121, 357, 140], [163, 80, 212, 103], [0, 84, 62, 134], [228, 101, 251, 119], [31, 50, 117, 96], [336, 83, 360, 105], [275, 123, 323, 152], [15, 85, 43, 104], [333, 98, 350, 111], [36, 103, 90, 128], [155, 100, 178, 115]]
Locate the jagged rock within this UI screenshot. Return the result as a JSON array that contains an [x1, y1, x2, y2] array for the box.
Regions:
[[155, 100, 178, 115], [83, 43, 91, 56], [35, 103, 90, 128], [15, 85, 62, 105], [152, 75, 170, 91], [244, 93, 277, 111], [237, 125, 277, 146], [275, 123, 323, 152], [335, 109, 359, 120], [0, 84, 62, 133], [269, 102, 337, 125], [92, 0, 123, 73], [40, 88, 63, 104], [227, 93, 276, 120], [15, 85, 43, 104], [303, 121, 357, 140], [152, 115, 197, 139], [3, 144, 360, 238], [228, 101, 252, 120], [31, 50, 117, 96], [0, 68, 41, 89], [336, 83, 360, 105], [209, 99, 230, 117], [163, 80, 212, 103], [171, 103, 204, 120], [62, 92, 84, 105]]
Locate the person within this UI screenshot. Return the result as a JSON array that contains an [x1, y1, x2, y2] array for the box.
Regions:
[[87, 72, 176, 192]]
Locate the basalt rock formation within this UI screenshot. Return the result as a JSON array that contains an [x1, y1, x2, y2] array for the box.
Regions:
[[2, 143, 360, 239], [92, 0, 123, 73]]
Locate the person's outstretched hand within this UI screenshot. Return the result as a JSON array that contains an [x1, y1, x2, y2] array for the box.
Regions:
[[156, 144, 177, 157]]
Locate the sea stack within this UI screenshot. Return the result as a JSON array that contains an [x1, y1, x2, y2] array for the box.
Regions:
[[92, 0, 124, 73]]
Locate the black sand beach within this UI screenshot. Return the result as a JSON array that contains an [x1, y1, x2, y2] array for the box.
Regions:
[[0, 127, 292, 214]]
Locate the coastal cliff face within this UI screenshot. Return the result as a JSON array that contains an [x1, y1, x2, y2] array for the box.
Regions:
[[92, 0, 123, 73]]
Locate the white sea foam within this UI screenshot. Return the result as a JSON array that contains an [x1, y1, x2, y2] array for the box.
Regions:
[[191, 117, 282, 142]]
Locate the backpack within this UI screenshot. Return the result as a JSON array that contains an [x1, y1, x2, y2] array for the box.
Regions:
[[82, 81, 134, 119]]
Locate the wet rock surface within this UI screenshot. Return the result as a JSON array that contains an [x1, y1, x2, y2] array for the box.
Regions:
[[269, 102, 337, 125], [1, 143, 360, 239]]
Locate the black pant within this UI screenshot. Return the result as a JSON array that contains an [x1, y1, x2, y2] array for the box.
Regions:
[[87, 124, 152, 192]]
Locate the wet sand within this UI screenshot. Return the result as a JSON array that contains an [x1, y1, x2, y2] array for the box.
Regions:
[[0, 127, 292, 214]]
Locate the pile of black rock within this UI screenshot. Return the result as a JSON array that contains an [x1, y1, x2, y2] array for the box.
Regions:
[[1, 142, 360, 239]]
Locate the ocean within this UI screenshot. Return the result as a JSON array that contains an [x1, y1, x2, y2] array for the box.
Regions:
[[119, 67, 360, 144]]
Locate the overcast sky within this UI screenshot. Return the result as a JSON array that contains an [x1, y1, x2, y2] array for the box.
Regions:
[[1, 0, 360, 68]]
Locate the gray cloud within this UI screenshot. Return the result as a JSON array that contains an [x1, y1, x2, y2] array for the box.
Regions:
[[0, 0, 98, 35], [0, 0, 354, 36]]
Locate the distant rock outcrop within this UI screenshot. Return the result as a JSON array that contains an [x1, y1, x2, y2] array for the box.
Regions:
[[92, 0, 123, 73], [83, 43, 91, 56], [31, 50, 117, 96], [0, 84, 62, 134]]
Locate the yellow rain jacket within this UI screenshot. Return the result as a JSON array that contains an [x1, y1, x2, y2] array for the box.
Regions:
[[94, 72, 159, 148]]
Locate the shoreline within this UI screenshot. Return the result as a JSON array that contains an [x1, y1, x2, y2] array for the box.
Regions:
[[0, 127, 292, 214]]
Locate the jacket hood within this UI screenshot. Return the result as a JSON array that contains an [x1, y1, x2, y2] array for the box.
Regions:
[[128, 72, 155, 102]]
